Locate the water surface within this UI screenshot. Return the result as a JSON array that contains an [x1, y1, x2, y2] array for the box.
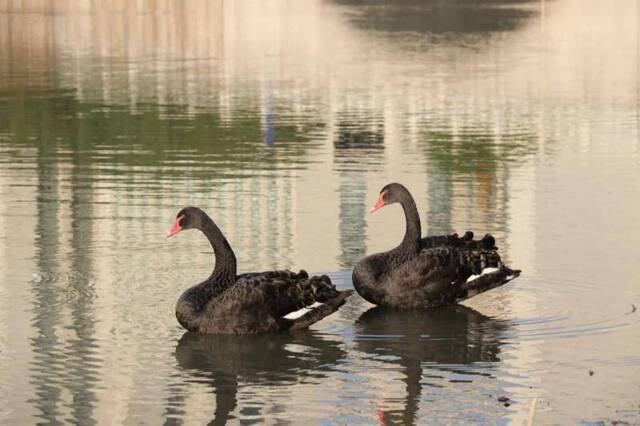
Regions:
[[1, 0, 639, 424]]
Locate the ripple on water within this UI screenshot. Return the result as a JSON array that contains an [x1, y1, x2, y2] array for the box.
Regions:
[[30, 271, 97, 308], [501, 275, 640, 342]]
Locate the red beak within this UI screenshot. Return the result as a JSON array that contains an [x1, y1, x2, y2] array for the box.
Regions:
[[167, 215, 184, 238], [370, 193, 385, 213]]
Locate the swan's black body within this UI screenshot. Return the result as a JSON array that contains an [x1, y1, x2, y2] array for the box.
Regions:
[[352, 183, 520, 309], [170, 207, 352, 334]]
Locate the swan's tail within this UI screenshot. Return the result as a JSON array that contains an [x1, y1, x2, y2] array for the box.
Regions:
[[277, 273, 344, 311], [289, 289, 354, 330], [274, 272, 353, 328], [457, 265, 521, 302]]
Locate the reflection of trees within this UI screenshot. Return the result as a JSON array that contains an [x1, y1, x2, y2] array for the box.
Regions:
[[332, 0, 536, 36], [0, 89, 324, 176], [29, 113, 100, 423], [0, 89, 327, 267], [66, 125, 99, 425], [169, 331, 346, 424], [355, 305, 507, 425], [30, 116, 64, 423], [333, 114, 385, 269], [420, 125, 539, 235]]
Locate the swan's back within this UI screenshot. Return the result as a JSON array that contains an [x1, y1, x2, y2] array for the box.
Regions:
[[198, 270, 351, 334], [354, 231, 519, 309]]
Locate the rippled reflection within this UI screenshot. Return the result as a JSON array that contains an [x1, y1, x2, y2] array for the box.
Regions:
[[0, 0, 639, 424], [30, 145, 64, 423], [355, 306, 507, 424], [421, 122, 539, 235], [29, 140, 101, 424], [171, 332, 346, 424], [334, 0, 537, 35], [334, 113, 385, 268]]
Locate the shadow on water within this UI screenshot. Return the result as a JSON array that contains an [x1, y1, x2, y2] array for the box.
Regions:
[[169, 331, 347, 424], [354, 305, 507, 425]]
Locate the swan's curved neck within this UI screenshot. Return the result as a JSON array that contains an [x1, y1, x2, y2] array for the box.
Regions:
[[398, 191, 421, 252], [175, 211, 237, 332], [200, 215, 237, 283]]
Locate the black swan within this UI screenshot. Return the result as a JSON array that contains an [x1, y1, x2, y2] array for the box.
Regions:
[[352, 183, 520, 309], [167, 207, 353, 334]]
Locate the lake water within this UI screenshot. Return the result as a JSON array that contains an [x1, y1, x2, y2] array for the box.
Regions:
[[1, 0, 639, 424]]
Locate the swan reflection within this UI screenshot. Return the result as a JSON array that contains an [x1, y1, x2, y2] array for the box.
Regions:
[[171, 331, 346, 424], [355, 305, 508, 425]]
